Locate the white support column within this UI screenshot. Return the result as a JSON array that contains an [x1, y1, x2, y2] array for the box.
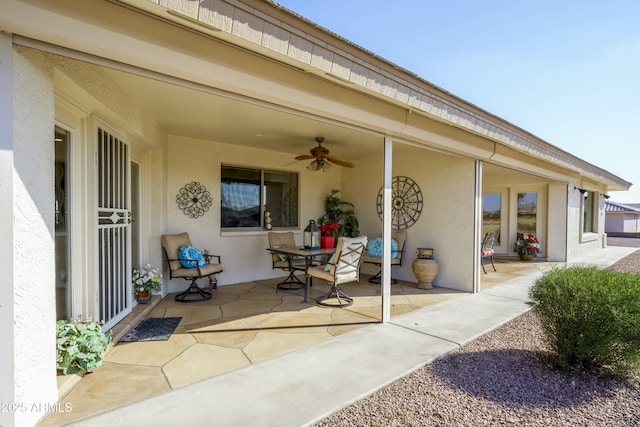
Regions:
[[473, 160, 483, 293], [0, 32, 16, 427], [381, 136, 393, 322], [10, 39, 58, 427]]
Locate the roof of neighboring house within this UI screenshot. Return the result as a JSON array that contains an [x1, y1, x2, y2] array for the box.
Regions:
[[605, 200, 640, 214]]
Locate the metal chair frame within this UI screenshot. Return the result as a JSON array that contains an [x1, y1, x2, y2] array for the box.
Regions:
[[480, 231, 499, 274], [161, 233, 223, 303], [267, 232, 307, 291], [309, 237, 367, 307], [362, 230, 407, 284]]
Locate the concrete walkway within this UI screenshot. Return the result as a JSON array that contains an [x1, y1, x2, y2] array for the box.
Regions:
[[67, 246, 636, 427]]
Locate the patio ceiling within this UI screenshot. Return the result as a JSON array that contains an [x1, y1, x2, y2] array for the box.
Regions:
[[104, 67, 383, 162]]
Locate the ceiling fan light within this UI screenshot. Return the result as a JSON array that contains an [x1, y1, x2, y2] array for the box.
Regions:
[[307, 157, 330, 172]]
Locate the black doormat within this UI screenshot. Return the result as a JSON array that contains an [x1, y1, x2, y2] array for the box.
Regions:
[[119, 317, 182, 342]]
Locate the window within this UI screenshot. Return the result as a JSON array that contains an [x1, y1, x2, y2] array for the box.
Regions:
[[55, 127, 71, 320], [482, 193, 501, 243], [583, 191, 597, 233], [517, 192, 537, 234], [221, 166, 298, 229]]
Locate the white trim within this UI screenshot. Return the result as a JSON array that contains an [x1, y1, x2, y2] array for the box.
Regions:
[[381, 136, 393, 323], [509, 186, 548, 257], [473, 161, 483, 293], [481, 188, 509, 255], [55, 98, 92, 319]]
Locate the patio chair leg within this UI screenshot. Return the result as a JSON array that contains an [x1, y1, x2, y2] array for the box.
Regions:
[[490, 255, 496, 272], [175, 280, 212, 303], [316, 284, 353, 307], [481, 259, 487, 274]]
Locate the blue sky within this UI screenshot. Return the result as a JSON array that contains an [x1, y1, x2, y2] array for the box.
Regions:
[[275, 1, 640, 203]]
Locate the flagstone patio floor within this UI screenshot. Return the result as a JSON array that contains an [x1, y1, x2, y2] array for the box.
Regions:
[[40, 258, 549, 426]]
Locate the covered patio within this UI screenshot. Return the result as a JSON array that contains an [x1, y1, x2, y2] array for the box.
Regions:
[[42, 259, 550, 426], [2, 2, 634, 427]]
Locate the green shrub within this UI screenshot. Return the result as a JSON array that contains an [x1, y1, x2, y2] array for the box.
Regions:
[[56, 317, 113, 375], [529, 265, 640, 375]]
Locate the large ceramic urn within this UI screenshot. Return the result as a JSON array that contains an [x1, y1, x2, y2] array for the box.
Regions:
[[412, 248, 439, 290]]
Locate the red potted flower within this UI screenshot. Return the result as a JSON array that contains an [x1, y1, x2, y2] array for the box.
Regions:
[[319, 222, 338, 249]]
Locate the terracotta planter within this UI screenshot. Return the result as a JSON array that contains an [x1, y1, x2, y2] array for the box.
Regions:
[[321, 236, 335, 249], [136, 290, 151, 303], [519, 254, 534, 261]]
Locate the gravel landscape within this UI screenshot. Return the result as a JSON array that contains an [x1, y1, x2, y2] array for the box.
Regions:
[[315, 245, 640, 427]]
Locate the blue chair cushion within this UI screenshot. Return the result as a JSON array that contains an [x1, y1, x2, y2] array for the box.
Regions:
[[367, 237, 399, 258], [179, 245, 206, 268], [324, 254, 336, 272]]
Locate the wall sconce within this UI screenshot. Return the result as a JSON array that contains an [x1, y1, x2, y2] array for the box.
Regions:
[[574, 186, 587, 195], [603, 194, 610, 199]]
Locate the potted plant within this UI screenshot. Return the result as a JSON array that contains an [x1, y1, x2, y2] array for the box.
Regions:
[[319, 221, 338, 248], [513, 233, 541, 260], [56, 316, 113, 375], [132, 263, 161, 303], [317, 189, 360, 238]]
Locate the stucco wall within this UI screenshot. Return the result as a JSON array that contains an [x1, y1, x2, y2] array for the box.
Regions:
[[546, 183, 568, 261], [623, 216, 640, 233], [623, 215, 640, 233], [9, 46, 58, 427], [606, 213, 640, 233], [605, 215, 624, 233], [164, 136, 475, 292], [566, 188, 606, 258], [346, 142, 476, 292], [164, 135, 341, 290], [0, 32, 16, 427]]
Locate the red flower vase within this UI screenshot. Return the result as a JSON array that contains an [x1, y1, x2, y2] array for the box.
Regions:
[[321, 236, 335, 249]]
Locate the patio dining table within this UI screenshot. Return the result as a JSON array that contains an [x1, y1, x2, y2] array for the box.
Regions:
[[266, 246, 335, 303]]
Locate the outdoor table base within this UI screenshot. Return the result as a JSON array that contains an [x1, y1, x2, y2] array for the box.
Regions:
[[267, 246, 335, 303], [275, 266, 306, 291]]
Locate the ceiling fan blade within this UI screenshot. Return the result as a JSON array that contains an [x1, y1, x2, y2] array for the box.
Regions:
[[326, 154, 355, 168], [295, 154, 315, 160]]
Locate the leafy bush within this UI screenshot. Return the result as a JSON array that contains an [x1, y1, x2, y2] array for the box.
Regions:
[[317, 189, 359, 238], [56, 317, 113, 375], [529, 266, 640, 375]]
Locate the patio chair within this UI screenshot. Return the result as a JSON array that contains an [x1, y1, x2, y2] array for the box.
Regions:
[[307, 236, 368, 307], [161, 232, 223, 302], [480, 231, 499, 274], [361, 230, 407, 284], [267, 231, 307, 290]]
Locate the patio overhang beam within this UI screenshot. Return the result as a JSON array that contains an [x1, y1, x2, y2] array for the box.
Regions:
[[13, 35, 385, 143]]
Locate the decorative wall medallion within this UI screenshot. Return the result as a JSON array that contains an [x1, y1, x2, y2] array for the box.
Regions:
[[176, 181, 212, 218], [376, 176, 423, 230]]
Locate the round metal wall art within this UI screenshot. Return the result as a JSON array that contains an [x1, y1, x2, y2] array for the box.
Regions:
[[176, 181, 212, 218], [376, 176, 423, 230]]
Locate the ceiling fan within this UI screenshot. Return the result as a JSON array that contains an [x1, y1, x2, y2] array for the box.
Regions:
[[294, 137, 355, 172]]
